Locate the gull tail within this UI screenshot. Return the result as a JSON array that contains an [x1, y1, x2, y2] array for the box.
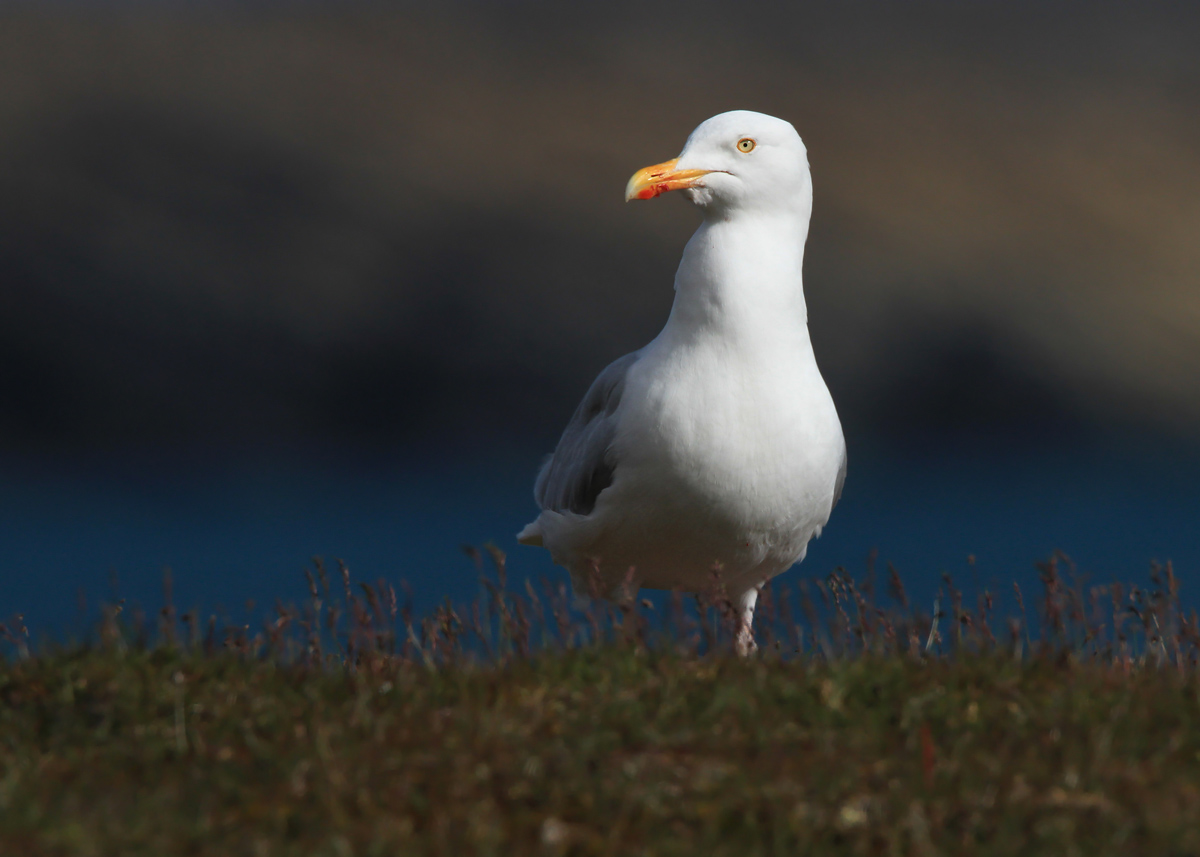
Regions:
[[516, 520, 543, 547]]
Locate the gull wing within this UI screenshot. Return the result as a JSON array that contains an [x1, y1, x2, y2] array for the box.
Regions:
[[533, 351, 640, 516]]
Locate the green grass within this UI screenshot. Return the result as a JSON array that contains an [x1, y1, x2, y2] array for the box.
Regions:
[[4, 648, 1200, 855], [2, 555, 1199, 855]]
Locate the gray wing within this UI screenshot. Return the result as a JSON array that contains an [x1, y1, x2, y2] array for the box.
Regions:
[[534, 351, 639, 516], [830, 441, 848, 511]]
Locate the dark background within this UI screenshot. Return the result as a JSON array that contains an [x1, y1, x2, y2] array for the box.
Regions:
[[3, 1, 1199, 635]]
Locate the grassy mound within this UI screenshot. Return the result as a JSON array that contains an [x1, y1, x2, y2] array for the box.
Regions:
[[3, 648, 1200, 855], [2, 555, 1198, 855]]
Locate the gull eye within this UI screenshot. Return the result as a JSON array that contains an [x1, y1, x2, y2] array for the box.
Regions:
[[736, 138, 756, 153]]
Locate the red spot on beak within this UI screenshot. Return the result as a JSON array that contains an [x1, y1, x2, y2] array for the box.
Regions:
[[636, 183, 670, 200]]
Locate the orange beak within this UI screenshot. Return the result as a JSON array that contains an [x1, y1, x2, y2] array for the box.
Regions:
[[624, 158, 714, 201]]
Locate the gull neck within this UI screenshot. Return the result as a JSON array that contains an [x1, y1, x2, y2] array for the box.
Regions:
[[663, 209, 812, 345]]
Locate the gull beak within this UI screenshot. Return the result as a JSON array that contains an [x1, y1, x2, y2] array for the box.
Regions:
[[625, 158, 714, 201]]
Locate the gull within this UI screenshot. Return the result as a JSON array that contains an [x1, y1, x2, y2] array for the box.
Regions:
[[518, 111, 846, 653]]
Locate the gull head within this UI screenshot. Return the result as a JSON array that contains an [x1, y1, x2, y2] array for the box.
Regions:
[[625, 110, 811, 217]]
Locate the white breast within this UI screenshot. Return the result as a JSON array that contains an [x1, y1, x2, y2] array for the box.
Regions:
[[599, 328, 842, 587]]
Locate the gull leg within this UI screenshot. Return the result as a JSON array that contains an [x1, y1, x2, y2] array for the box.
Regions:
[[734, 585, 763, 656]]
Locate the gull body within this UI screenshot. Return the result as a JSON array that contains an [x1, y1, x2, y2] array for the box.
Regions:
[[518, 111, 845, 651]]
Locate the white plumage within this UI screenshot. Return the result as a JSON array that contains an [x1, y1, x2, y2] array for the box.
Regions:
[[518, 111, 846, 652]]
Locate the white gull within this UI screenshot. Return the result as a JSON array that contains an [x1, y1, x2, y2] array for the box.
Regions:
[[517, 110, 846, 653]]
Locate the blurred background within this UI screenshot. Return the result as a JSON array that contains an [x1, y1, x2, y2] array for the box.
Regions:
[[2, 1, 1199, 636]]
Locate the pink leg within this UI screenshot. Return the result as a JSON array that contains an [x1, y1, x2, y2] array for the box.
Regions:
[[734, 585, 763, 656]]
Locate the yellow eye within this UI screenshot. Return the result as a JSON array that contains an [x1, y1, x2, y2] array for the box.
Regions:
[[737, 138, 756, 153]]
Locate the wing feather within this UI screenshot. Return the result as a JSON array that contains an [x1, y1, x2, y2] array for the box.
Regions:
[[831, 441, 848, 511], [534, 351, 639, 516]]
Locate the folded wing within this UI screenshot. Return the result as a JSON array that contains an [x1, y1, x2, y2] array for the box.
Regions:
[[534, 351, 640, 516]]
